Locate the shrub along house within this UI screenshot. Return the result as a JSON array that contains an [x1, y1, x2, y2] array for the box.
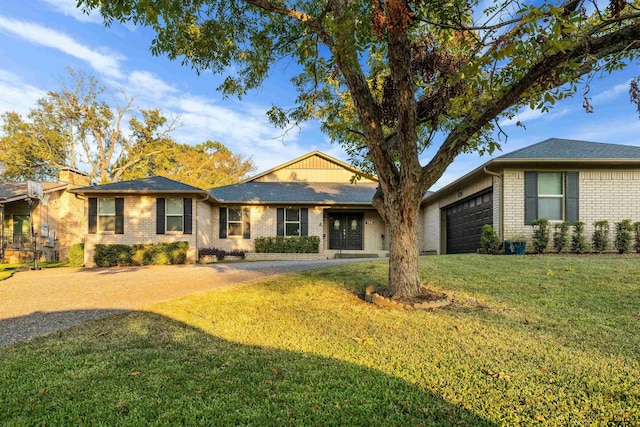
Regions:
[[0, 168, 88, 263], [421, 138, 640, 254]]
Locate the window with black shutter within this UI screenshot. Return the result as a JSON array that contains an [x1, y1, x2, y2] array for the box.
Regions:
[[524, 172, 579, 224]]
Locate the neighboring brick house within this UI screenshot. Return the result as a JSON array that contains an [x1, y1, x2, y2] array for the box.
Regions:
[[0, 168, 89, 263], [421, 138, 640, 254]]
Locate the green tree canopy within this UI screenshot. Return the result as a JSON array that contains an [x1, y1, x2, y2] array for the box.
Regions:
[[80, 0, 640, 297]]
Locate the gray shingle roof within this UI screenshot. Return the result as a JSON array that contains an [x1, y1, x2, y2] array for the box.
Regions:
[[497, 138, 640, 160], [0, 182, 67, 201], [71, 176, 204, 193], [208, 182, 378, 204]]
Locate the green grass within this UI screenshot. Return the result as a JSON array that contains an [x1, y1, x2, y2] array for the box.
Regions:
[[1, 255, 639, 425], [0, 261, 68, 281]]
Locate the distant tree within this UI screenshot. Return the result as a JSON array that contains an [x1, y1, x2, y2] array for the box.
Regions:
[[120, 139, 255, 188], [80, 0, 640, 297], [0, 110, 67, 181]]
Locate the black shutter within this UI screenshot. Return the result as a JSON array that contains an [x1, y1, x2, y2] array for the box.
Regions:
[[115, 198, 124, 234], [156, 198, 165, 235], [88, 197, 97, 234], [219, 207, 227, 239], [565, 172, 579, 224], [183, 198, 192, 234], [300, 208, 309, 236], [524, 172, 538, 225], [243, 208, 251, 239], [277, 208, 284, 236]]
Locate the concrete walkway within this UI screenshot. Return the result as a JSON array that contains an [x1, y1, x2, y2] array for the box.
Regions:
[[0, 259, 368, 346]]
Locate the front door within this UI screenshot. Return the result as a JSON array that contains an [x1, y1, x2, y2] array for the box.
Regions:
[[328, 213, 363, 250]]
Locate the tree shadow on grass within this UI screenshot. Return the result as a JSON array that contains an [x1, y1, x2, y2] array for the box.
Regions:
[[0, 310, 495, 426]]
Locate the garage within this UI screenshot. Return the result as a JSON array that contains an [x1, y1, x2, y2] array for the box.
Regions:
[[444, 190, 493, 254]]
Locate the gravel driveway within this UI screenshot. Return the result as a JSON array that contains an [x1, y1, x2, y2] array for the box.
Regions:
[[0, 259, 367, 347]]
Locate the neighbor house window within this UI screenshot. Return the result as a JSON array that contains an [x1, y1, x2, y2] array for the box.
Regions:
[[285, 208, 301, 236], [98, 198, 116, 232], [525, 172, 579, 225], [537, 172, 563, 221], [166, 198, 184, 232]]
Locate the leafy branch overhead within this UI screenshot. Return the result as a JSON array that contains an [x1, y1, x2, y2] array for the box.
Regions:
[[79, 0, 640, 298]]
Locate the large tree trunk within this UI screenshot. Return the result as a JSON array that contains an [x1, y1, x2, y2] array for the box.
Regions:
[[385, 200, 421, 298]]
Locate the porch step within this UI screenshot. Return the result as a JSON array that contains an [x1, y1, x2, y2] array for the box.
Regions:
[[334, 253, 379, 259]]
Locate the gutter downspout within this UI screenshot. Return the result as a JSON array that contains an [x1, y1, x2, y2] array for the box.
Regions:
[[484, 167, 504, 240], [195, 193, 211, 263], [0, 202, 4, 260]]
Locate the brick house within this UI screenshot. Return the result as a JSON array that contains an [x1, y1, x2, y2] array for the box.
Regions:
[[68, 138, 640, 265], [420, 138, 640, 254], [0, 168, 89, 263]]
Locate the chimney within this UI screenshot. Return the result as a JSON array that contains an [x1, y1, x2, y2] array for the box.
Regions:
[[58, 167, 90, 187]]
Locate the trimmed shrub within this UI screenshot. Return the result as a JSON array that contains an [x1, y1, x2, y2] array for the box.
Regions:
[[571, 221, 588, 254], [531, 219, 550, 254], [197, 248, 246, 261], [94, 244, 134, 267], [634, 222, 640, 253], [68, 243, 84, 267], [552, 222, 570, 253], [132, 241, 189, 265], [254, 236, 320, 253], [480, 224, 500, 254], [591, 220, 609, 253], [614, 219, 633, 254]]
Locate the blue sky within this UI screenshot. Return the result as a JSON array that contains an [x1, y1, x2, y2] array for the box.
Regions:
[[0, 0, 638, 189]]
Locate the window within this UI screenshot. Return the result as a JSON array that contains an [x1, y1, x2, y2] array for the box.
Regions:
[[98, 198, 116, 232], [285, 208, 300, 236], [525, 172, 579, 224], [166, 198, 184, 232], [537, 173, 563, 221], [228, 207, 244, 237]]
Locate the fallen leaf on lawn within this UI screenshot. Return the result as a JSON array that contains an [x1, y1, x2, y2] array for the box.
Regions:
[[486, 369, 511, 380], [194, 390, 203, 395], [115, 401, 127, 408], [127, 371, 140, 376], [38, 388, 46, 395], [271, 368, 279, 375]]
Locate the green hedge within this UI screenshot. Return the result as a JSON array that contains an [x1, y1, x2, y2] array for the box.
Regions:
[[254, 236, 320, 253], [93, 242, 189, 267], [68, 243, 84, 267]]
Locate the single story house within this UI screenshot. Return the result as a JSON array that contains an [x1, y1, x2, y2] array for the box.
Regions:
[[421, 138, 640, 254], [65, 137, 640, 265], [0, 168, 89, 262]]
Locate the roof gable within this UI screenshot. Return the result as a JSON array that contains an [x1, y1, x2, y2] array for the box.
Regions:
[[497, 138, 640, 160], [246, 151, 378, 183]]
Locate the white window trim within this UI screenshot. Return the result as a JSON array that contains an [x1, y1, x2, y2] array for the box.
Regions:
[[227, 207, 244, 237], [284, 208, 301, 237], [537, 173, 565, 222], [165, 198, 184, 233], [98, 198, 116, 234]]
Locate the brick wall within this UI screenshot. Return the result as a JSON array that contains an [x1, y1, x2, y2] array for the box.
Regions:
[[502, 168, 640, 247], [83, 195, 197, 267]]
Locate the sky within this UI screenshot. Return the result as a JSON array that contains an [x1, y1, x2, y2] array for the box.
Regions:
[[0, 0, 639, 190]]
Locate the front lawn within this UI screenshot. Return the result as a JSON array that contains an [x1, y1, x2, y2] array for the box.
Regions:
[[1, 255, 638, 425]]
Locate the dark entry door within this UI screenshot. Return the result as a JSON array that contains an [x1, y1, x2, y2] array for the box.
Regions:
[[328, 213, 363, 250], [445, 191, 493, 254]]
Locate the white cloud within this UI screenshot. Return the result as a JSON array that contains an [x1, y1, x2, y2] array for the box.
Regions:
[[0, 69, 46, 116], [41, 0, 103, 24], [0, 16, 124, 79], [126, 71, 178, 98], [499, 106, 571, 127], [566, 118, 640, 144], [592, 80, 632, 104]]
